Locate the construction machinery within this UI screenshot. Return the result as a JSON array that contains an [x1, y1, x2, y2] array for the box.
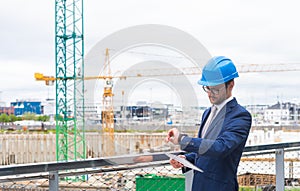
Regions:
[[101, 49, 115, 138], [35, 48, 116, 157], [54, 0, 85, 162]]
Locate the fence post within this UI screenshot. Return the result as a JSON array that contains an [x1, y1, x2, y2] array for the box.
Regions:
[[185, 170, 193, 191], [275, 148, 284, 191], [49, 171, 59, 191]]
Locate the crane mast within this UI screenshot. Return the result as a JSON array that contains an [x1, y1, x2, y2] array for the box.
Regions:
[[101, 49, 115, 156], [55, 0, 85, 161]]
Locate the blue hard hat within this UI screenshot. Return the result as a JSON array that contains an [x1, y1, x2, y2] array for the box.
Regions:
[[198, 56, 239, 86]]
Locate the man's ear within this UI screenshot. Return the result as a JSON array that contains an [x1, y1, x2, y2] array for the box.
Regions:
[[229, 80, 234, 90]]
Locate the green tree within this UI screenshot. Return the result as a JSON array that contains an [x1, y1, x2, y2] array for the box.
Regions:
[[9, 114, 18, 122], [22, 112, 36, 120], [37, 115, 50, 122], [0, 113, 10, 123]]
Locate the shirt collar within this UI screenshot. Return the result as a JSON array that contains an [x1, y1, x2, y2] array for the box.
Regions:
[[213, 96, 234, 111]]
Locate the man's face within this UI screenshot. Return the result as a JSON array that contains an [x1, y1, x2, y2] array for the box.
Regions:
[[203, 83, 231, 105]]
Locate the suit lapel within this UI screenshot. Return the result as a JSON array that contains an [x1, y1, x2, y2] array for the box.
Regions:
[[204, 98, 237, 139]]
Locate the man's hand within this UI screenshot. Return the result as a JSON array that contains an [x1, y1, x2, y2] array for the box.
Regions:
[[165, 128, 180, 144], [170, 155, 186, 168]]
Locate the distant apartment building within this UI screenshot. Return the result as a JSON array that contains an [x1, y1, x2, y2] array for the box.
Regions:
[[42, 98, 55, 116], [245, 104, 269, 126], [0, 106, 14, 115], [263, 102, 299, 125]]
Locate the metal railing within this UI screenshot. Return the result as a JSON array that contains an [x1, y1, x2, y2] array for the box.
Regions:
[[0, 142, 300, 191]]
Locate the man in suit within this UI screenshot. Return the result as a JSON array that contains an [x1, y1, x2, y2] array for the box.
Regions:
[[166, 56, 252, 191]]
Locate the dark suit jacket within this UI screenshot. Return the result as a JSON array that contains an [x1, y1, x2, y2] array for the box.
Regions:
[[180, 98, 252, 191]]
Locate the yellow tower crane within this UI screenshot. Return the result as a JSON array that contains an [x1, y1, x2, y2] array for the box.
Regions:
[[102, 48, 114, 135], [101, 49, 115, 155], [35, 56, 300, 157], [35, 48, 116, 156]]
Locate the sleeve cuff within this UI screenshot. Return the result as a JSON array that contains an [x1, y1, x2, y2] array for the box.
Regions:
[[178, 133, 188, 144]]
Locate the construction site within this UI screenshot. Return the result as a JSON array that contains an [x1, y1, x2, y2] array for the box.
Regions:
[[1, 0, 300, 191]]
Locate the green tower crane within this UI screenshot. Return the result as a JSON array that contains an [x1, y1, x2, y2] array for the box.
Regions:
[[54, 0, 85, 161]]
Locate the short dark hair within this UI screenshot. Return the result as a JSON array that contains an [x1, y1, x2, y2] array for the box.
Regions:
[[225, 79, 234, 88]]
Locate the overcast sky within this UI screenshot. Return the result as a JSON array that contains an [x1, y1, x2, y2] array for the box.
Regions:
[[0, 0, 300, 107]]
